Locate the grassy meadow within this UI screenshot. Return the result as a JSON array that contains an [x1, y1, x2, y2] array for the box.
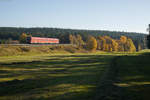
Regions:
[[0, 53, 114, 100], [0, 50, 150, 100]]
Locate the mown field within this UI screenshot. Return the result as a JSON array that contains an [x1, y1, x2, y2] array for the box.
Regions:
[[0, 51, 150, 100], [0, 54, 113, 100]]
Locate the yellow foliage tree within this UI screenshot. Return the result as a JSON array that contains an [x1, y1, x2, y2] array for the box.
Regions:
[[120, 36, 127, 44], [98, 36, 118, 52], [126, 38, 136, 52], [77, 34, 84, 47], [69, 34, 84, 48], [112, 40, 118, 52], [118, 36, 128, 52], [86, 36, 97, 52], [92, 35, 136, 52], [97, 36, 105, 50], [69, 34, 78, 45], [69, 34, 74, 44]]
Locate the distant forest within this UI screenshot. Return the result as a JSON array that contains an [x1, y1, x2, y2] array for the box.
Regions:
[[0, 27, 147, 50]]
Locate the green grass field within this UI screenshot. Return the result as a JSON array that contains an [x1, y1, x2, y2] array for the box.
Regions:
[[0, 51, 150, 100], [0, 54, 114, 100]]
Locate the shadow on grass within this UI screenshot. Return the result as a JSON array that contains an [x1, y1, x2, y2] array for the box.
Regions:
[[0, 55, 112, 100], [111, 53, 150, 100]]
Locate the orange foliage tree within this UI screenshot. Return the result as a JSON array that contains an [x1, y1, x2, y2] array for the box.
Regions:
[[86, 36, 97, 52]]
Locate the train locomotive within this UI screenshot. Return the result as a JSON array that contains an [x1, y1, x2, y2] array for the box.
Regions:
[[27, 37, 59, 44]]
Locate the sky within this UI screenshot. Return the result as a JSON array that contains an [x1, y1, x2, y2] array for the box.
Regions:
[[0, 0, 150, 33]]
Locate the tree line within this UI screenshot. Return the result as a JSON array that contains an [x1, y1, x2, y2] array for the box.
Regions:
[[69, 34, 136, 52], [0, 27, 147, 50]]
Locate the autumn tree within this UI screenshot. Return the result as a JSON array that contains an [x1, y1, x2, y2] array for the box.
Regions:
[[69, 34, 77, 45], [117, 36, 128, 52], [97, 36, 118, 52], [104, 36, 114, 51], [69, 34, 74, 44], [19, 33, 27, 43], [76, 34, 84, 47], [97, 36, 106, 51], [117, 44, 124, 52], [120, 36, 127, 44], [96, 35, 136, 52], [126, 38, 136, 52], [86, 36, 97, 52], [112, 40, 118, 52], [117, 36, 136, 52], [69, 34, 85, 48]]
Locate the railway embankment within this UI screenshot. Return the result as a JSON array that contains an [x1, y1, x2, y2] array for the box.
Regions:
[[0, 44, 85, 56]]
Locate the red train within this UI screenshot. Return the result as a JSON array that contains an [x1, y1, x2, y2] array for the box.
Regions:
[[27, 37, 59, 44]]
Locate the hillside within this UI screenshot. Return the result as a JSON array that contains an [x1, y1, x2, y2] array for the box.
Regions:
[[0, 27, 147, 49]]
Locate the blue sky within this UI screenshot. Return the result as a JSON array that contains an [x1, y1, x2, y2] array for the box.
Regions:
[[0, 0, 150, 33]]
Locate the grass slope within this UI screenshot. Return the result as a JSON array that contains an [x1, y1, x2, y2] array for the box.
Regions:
[[0, 54, 113, 100], [0, 45, 82, 56]]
